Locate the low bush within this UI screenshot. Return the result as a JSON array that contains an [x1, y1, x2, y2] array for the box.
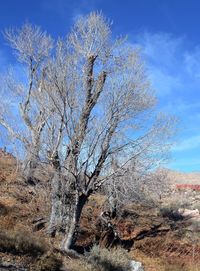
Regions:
[[163, 263, 200, 271], [32, 252, 62, 271], [160, 207, 183, 221], [87, 245, 132, 271], [66, 258, 93, 271], [0, 229, 46, 256], [0, 202, 8, 215]]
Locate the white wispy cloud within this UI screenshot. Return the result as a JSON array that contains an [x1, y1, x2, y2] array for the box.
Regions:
[[173, 135, 200, 152], [136, 32, 183, 68], [135, 32, 200, 171], [148, 66, 182, 96], [135, 32, 200, 97], [184, 47, 200, 79]]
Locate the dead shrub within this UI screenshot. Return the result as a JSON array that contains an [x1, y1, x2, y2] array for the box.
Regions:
[[163, 262, 200, 271], [0, 202, 8, 215], [0, 229, 46, 256], [0, 215, 16, 230], [160, 206, 183, 221], [87, 245, 132, 271], [32, 252, 62, 271], [65, 258, 93, 271]]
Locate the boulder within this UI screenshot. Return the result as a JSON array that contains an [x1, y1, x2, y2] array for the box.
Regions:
[[178, 208, 199, 218], [129, 260, 144, 271]]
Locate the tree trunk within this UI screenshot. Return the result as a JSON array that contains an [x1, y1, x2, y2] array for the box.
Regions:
[[60, 190, 72, 232], [61, 193, 88, 251], [47, 170, 63, 236], [24, 144, 40, 185]]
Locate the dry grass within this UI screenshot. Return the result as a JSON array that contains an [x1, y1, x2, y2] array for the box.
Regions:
[[131, 249, 199, 271], [0, 155, 18, 183], [64, 258, 93, 271], [0, 229, 46, 256], [31, 252, 62, 271], [163, 263, 200, 271], [63, 246, 132, 271], [87, 246, 132, 271], [1, 154, 200, 271], [0, 228, 63, 270]]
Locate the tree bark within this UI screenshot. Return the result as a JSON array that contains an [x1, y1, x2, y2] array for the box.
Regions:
[[61, 193, 88, 251], [47, 151, 66, 236], [47, 170, 63, 236], [24, 143, 40, 185]]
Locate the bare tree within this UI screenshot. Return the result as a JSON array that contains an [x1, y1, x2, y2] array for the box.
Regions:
[[0, 12, 175, 252], [143, 168, 173, 202], [104, 163, 173, 215], [0, 24, 53, 183]]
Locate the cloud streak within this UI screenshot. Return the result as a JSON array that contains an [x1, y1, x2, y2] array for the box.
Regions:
[[173, 135, 200, 152], [135, 32, 200, 171], [136, 32, 200, 97]]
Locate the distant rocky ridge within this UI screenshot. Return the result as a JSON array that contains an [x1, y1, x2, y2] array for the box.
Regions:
[[176, 184, 200, 190], [167, 169, 200, 185]]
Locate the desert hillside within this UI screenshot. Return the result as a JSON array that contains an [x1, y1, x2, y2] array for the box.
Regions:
[[0, 150, 200, 271], [167, 170, 200, 185]]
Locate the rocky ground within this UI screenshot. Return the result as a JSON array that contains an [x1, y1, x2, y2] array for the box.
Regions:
[[0, 150, 200, 270]]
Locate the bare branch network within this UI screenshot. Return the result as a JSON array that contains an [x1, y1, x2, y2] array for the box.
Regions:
[[0, 12, 176, 252]]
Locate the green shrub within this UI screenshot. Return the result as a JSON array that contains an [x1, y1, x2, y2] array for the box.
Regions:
[[0, 229, 46, 256], [87, 245, 132, 271]]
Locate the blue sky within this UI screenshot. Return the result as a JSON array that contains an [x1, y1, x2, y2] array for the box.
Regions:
[[0, 0, 200, 172]]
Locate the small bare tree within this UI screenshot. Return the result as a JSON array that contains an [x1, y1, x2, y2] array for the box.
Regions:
[[0, 12, 175, 252], [144, 168, 173, 202], [0, 24, 53, 183], [105, 164, 173, 215]]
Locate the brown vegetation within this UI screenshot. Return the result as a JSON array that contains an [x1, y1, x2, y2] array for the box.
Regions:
[[0, 148, 200, 270]]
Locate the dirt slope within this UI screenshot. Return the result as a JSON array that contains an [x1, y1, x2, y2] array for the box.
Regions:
[[0, 151, 200, 270]]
